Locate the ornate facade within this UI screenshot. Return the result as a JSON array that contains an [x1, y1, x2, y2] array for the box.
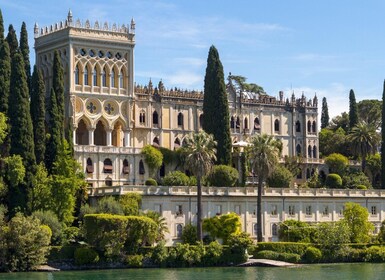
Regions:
[[34, 12, 320, 190]]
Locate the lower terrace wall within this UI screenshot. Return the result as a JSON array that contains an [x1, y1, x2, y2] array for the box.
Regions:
[[89, 186, 385, 245]]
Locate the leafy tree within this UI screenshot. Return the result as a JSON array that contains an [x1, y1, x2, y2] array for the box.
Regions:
[[0, 112, 6, 145], [342, 170, 371, 189], [321, 97, 329, 129], [377, 220, 385, 243], [266, 165, 293, 188], [30, 66, 46, 164], [52, 50, 64, 138], [278, 219, 315, 242], [382, 80, 385, 189], [32, 210, 63, 245], [329, 112, 349, 133], [366, 153, 381, 187], [349, 89, 359, 130], [141, 145, 163, 177], [162, 170, 190, 186], [342, 202, 374, 243], [95, 196, 124, 215], [5, 24, 17, 57], [29, 163, 50, 212], [1, 213, 51, 271], [203, 213, 241, 244], [324, 153, 348, 176], [45, 88, 61, 173], [247, 134, 281, 241], [358, 99, 382, 129], [183, 130, 217, 241], [229, 75, 265, 94], [306, 170, 321, 188], [143, 210, 169, 242], [283, 156, 303, 178], [325, 173, 343, 188], [207, 165, 239, 187], [119, 193, 141, 216], [202, 45, 231, 165], [19, 22, 30, 87], [181, 224, 198, 245], [319, 127, 350, 157], [348, 122, 380, 172]]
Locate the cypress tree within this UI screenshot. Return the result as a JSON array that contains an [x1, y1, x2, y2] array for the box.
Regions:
[[30, 65, 46, 164], [381, 80, 385, 189], [8, 53, 36, 210], [0, 40, 11, 157], [6, 24, 18, 57], [19, 22, 31, 87], [321, 97, 329, 129], [52, 50, 64, 138], [45, 88, 62, 173], [202, 45, 231, 165], [349, 89, 359, 130], [0, 9, 4, 40]]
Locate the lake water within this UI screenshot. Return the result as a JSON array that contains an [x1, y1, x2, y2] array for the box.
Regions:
[[1, 263, 385, 280]]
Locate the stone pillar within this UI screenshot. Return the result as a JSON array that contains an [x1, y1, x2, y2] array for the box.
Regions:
[[73, 127, 77, 145], [89, 128, 95, 145], [124, 130, 130, 147], [106, 129, 112, 146]]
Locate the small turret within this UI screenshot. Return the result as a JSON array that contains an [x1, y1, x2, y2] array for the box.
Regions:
[[34, 22, 39, 38], [130, 18, 135, 33], [67, 9, 73, 25]]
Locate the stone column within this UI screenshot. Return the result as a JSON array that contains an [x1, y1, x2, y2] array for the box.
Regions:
[[106, 129, 112, 146], [89, 128, 95, 146], [124, 130, 130, 147]]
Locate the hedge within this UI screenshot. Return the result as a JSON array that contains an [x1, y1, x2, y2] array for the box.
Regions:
[[74, 247, 99, 265], [253, 242, 309, 256], [255, 250, 301, 263], [207, 165, 239, 187]]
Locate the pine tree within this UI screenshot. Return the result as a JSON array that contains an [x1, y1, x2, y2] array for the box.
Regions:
[[30, 65, 46, 164], [349, 89, 359, 130], [381, 80, 385, 189], [6, 24, 18, 57], [45, 88, 62, 173], [202, 45, 231, 165], [52, 50, 64, 139], [321, 97, 329, 129], [8, 52, 36, 211], [19, 22, 31, 87]]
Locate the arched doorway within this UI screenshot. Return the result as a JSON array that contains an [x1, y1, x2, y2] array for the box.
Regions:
[[76, 119, 89, 145], [95, 120, 107, 146]]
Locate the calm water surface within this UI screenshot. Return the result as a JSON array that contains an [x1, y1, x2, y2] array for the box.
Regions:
[[1, 263, 385, 280]]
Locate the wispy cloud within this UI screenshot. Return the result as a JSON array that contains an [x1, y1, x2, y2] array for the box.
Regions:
[[166, 71, 202, 89]]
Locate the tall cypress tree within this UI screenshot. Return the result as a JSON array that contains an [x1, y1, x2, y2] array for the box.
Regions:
[[19, 22, 31, 87], [349, 89, 359, 130], [30, 65, 46, 164], [8, 52, 36, 210], [52, 50, 64, 138], [202, 45, 231, 165], [45, 88, 62, 173], [381, 80, 385, 189], [321, 97, 329, 129], [6, 24, 18, 57], [0, 40, 11, 157], [0, 9, 4, 40]]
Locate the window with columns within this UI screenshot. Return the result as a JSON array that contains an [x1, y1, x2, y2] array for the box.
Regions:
[[177, 112, 184, 127], [74, 65, 80, 85], [102, 67, 107, 87], [111, 68, 115, 88], [92, 67, 98, 86], [119, 70, 124, 88], [139, 160, 145, 175], [84, 65, 90, 85], [274, 119, 280, 133]]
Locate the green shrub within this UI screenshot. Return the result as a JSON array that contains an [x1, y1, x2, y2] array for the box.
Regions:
[[173, 243, 204, 267], [325, 173, 343, 188], [181, 224, 198, 244], [255, 242, 309, 256], [48, 245, 78, 261], [207, 165, 239, 187], [62, 227, 80, 243], [162, 171, 190, 186], [141, 145, 163, 176], [188, 176, 197, 186], [119, 193, 142, 216], [32, 210, 63, 245], [325, 153, 348, 176], [145, 178, 158, 186], [267, 166, 293, 188], [303, 246, 322, 263], [151, 241, 168, 267], [364, 246, 385, 262], [203, 241, 223, 266], [342, 170, 371, 189], [278, 220, 315, 243], [255, 250, 300, 263], [96, 196, 124, 215], [74, 247, 99, 265], [125, 254, 143, 267], [356, 185, 367, 190]]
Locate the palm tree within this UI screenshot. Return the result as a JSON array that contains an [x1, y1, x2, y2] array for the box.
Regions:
[[183, 130, 217, 241], [348, 122, 380, 172], [143, 210, 169, 242], [247, 134, 282, 242]]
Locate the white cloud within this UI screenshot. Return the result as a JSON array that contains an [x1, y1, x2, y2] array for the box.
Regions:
[[166, 71, 202, 89], [173, 57, 206, 67]]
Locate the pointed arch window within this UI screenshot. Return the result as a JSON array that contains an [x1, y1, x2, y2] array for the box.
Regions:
[[86, 158, 93, 173], [312, 121, 316, 133], [230, 116, 235, 129], [306, 168, 311, 179], [153, 111, 159, 127], [307, 120, 312, 133], [244, 117, 248, 130], [92, 67, 98, 86], [308, 145, 312, 158], [111, 68, 116, 88], [296, 121, 301, 132], [153, 137, 160, 147], [74, 65, 79, 85], [119, 70, 124, 88], [174, 138, 181, 149], [254, 117, 260, 131], [177, 112, 184, 127], [296, 144, 302, 156], [139, 159, 145, 175], [84, 66, 89, 85], [313, 145, 317, 158], [103, 158, 113, 173], [236, 117, 240, 129], [102, 67, 107, 87], [274, 119, 280, 133], [123, 159, 129, 174], [140, 111, 146, 125]]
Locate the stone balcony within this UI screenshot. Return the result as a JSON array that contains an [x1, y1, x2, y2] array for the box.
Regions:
[[74, 145, 141, 154]]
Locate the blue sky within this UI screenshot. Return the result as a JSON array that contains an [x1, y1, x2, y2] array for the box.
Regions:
[[1, 0, 385, 118]]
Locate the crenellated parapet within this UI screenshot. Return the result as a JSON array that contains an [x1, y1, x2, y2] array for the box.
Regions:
[[135, 81, 203, 100], [34, 10, 135, 39]]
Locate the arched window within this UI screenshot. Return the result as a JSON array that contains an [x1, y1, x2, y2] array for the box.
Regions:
[[182, 138, 187, 147], [84, 65, 89, 85], [139, 159, 145, 175], [296, 144, 302, 156], [111, 68, 115, 88], [174, 138, 181, 149], [140, 111, 146, 125], [103, 158, 113, 173], [74, 65, 79, 84], [297, 169, 302, 179], [253, 223, 258, 236], [153, 137, 160, 147], [308, 145, 312, 158], [306, 168, 311, 179], [177, 112, 183, 127], [274, 119, 280, 132], [312, 121, 316, 133], [296, 121, 301, 132], [272, 224, 278, 236], [230, 116, 235, 129], [123, 159, 129, 174], [244, 117, 248, 130], [119, 70, 124, 88], [307, 120, 311, 133], [199, 114, 203, 128], [86, 158, 93, 173], [92, 67, 98, 86], [254, 117, 260, 131], [236, 117, 240, 129], [176, 224, 183, 238], [102, 67, 107, 87], [313, 145, 317, 158], [105, 177, 112, 186], [153, 111, 159, 127]]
